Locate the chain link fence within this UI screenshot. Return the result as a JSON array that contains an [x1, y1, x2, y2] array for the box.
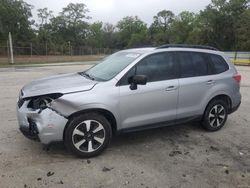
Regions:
[[1, 40, 250, 65], [0, 41, 118, 64]]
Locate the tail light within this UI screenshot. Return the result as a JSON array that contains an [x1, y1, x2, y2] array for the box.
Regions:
[[233, 74, 241, 83]]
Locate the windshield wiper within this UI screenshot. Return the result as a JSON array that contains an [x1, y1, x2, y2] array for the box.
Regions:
[[79, 72, 95, 80]]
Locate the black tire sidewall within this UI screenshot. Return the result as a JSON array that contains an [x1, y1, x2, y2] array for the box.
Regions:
[[202, 99, 228, 131], [64, 113, 112, 158]]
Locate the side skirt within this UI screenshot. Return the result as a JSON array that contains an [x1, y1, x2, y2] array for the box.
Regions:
[[117, 115, 202, 135]]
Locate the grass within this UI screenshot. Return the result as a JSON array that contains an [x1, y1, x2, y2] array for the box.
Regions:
[[232, 59, 250, 65], [0, 55, 104, 67], [1, 55, 249, 68]]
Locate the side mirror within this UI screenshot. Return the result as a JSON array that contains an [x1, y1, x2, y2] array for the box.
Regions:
[[129, 75, 147, 90]]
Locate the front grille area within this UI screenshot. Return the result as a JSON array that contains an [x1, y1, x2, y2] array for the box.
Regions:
[[17, 98, 25, 108]]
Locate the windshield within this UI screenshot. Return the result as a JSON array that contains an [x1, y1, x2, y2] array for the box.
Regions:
[[84, 52, 141, 81]]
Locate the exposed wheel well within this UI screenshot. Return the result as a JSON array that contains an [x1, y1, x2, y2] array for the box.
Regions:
[[206, 94, 232, 113], [64, 109, 117, 140]]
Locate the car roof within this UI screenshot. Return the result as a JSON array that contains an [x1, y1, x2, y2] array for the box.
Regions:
[[121, 47, 156, 54], [121, 47, 223, 56]]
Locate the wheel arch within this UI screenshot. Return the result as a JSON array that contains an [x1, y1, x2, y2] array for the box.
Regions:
[[204, 94, 232, 115], [63, 108, 117, 141]]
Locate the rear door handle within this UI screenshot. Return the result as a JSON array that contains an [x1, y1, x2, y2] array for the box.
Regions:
[[166, 86, 177, 91], [206, 80, 215, 85]]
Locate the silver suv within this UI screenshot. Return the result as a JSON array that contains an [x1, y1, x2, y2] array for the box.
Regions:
[[17, 45, 241, 157]]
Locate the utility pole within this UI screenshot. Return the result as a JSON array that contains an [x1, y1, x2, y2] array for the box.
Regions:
[[45, 42, 48, 56], [30, 43, 32, 57], [7, 40, 9, 60], [8, 32, 14, 64], [68, 41, 71, 56]]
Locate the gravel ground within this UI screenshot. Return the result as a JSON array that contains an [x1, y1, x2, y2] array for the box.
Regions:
[[0, 65, 249, 188]]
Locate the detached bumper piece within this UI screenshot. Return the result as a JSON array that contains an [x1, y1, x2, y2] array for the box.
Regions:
[[20, 118, 39, 141]]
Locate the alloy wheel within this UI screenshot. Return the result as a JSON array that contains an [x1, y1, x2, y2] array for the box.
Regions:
[[208, 104, 226, 128], [72, 120, 105, 153]]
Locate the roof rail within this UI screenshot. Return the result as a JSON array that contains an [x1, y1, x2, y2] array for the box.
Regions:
[[156, 44, 219, 51]]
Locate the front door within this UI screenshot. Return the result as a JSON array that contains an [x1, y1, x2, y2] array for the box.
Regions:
[[118, 52, 179, 129]]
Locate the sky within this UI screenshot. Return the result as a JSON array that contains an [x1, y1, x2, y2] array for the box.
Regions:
[[25, 0, 211, 26]]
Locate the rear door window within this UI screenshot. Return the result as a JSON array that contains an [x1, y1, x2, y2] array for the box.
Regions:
[[178, 52, 195, 78], [178, 51, 211, 78], [192, 52, 210, 76]]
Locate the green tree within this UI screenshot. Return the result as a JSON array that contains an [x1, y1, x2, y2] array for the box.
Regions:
[[199, 0, 249, 50], [169, 11, 199, 44], [149, 10, 175, 45], [1, 0, 250, 51], [0, 0, 34, 44], [59, 3, 90, 46], [49, 16, 67, 44], [153, 10, 174, 32], [86, 22, 103, 48], [117, 16, 149, 48], [235, 9, 250, 50], [36, 8, 53, 43], [228, 0, 250, 50], [102, 23, 117, 48], [37, 8, 53, 26]]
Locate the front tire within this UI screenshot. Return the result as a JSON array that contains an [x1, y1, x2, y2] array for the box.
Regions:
[[202, 99, 228, 131], [64, 113, 112, 157]]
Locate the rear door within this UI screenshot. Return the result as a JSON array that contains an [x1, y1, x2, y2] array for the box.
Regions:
[[118, 52, 179, 129], [177, 51, 215, 119]]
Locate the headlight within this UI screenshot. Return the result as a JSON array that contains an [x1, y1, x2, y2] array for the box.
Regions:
[[30, 97, 52, 109], [27, 93, 63, 110]]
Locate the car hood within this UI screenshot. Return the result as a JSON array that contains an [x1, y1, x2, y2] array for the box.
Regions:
[[21, 73, 98, 98]]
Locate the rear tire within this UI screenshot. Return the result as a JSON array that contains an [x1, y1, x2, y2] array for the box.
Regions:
[[64, 113, 112, 158], [202, 99, 228, 131]]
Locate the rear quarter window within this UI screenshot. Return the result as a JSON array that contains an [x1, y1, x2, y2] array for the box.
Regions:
[[209, 54, 229, 74]]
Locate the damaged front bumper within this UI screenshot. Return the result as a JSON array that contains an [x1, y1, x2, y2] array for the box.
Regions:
[[17, 100, 68, 145], [19, 118, 39, 141]]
